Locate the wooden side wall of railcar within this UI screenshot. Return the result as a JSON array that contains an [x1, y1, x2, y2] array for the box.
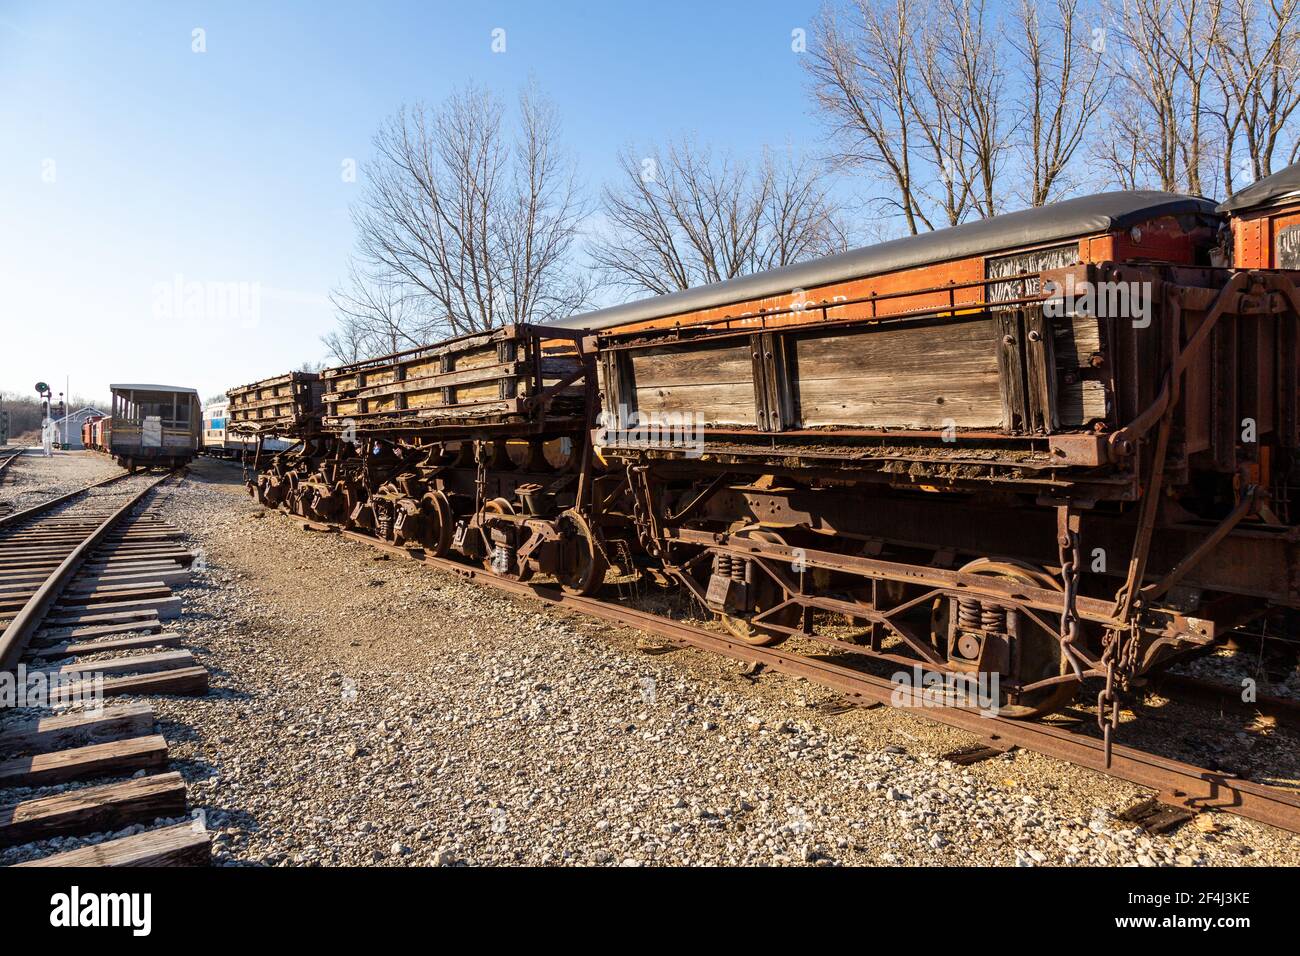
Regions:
[[598, 255, 1136, 441], [598, 259, 1300, 493], [226, 372, 323, 437], [319, 324, 588, 435]]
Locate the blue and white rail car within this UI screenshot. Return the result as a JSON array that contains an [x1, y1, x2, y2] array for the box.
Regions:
[[203, 401, 290, 458]]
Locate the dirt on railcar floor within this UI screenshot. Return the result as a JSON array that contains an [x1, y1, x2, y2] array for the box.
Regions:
[[66, 455, 1300, 867]]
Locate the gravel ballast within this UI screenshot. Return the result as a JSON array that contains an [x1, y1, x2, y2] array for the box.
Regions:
[[7, 455, 1300, 867]]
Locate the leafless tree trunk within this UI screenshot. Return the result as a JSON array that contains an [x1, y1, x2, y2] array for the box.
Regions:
[[589, 140, 848, 296], [348, 82, 590, 339], [806, 0, 929, 232], [1012, 0, 1109, 205], [1210, 0, 1300, 192], [930, 0, 1007, 219], [1098, 0, 1224, 193], [807, 0, 1008, 230]]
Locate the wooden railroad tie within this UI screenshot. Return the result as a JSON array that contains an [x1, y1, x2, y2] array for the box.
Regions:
[[1116, 796, 1198, 834], [14, 821, 211, 867], [941, 743, 1017, 765], [0, 772, 188, 847], [0, 702, 155, 755], [0, 501, 212, 867]]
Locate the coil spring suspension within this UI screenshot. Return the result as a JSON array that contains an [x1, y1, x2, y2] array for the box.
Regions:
[[713, 552, 752, 583], [980, 603, 1007, 632], [492, 542, 515, 574], [957, 597, 982, 630], [714, 553, 734, 577]]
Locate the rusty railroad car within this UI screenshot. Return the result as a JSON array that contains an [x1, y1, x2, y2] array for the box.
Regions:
[[79, 415, 104, 452], [226, 371, 325, 438], [242, 324, 607, 593], [235, 172, 1300, 728]]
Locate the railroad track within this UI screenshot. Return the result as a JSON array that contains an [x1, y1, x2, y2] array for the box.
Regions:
[[296, 516, 1300, 838], [0, 451, 22, 487], [0, 470, 211, 867]]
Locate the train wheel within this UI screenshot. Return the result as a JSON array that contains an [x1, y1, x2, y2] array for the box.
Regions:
[[930, 558, 1079, 719], [420, 490, 453, 557], [719, 528, 800, 647], [556, 509, 607, 596]]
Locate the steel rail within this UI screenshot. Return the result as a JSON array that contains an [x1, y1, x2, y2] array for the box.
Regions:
[[0, 472, 173, 671], [296, 516, 1300, 836], [0, 451, 23, 482], [0, 469, 133, 531]]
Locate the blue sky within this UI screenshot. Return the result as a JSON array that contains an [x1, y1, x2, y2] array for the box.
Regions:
[[0, 0, 828, 402]]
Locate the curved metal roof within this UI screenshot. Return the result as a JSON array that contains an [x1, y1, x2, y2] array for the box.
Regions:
[[549, 190, 1217, 332], [1217, 162, 1300, 214], [109, 384, 200, 395]]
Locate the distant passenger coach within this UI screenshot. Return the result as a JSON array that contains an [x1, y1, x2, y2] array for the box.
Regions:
[[106, 384, 201, 470]]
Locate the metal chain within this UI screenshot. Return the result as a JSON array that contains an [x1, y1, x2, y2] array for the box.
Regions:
[[1057, 520, 1085, 680], [1096, 627, 1124, 767]]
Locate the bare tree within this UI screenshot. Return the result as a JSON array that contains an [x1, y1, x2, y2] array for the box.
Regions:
[[589, 140, 848, 296], [321, 313, 370, 366], [327, 260, 438, 360], [929, 0, 1008, 219], [807, 0, 1008, 230], [1209, 0, 1300, 192], [806, 0, 929, 232], [349, 82, 590, 338], [1012, 0, 1110, 205], [1097, 0, 1223, 193]]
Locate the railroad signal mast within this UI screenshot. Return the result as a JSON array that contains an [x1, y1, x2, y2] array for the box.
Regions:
[[35, 381, 52, 457]]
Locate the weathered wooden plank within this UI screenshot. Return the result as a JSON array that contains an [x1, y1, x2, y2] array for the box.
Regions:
[[330, 359, 525, 402], [47, 597, 182, 625], [50, 666, 209, 702], [1057, 378, 1108, 426], [15, 821, 210, 867], [0, 734, 168, 788], [794, 319, 1004, 429], [631, 344, 757, 427], [38, 631, 184, 658], [92, 548, 193, 563], [65, 579, 170, 596], [33, 618, 162, 644], [59, 586, 173, 607], [0, 703, 154, 757], [50, 649, 196, 678], [0, 772, 186, 847], [74, 569, 189, 588]]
